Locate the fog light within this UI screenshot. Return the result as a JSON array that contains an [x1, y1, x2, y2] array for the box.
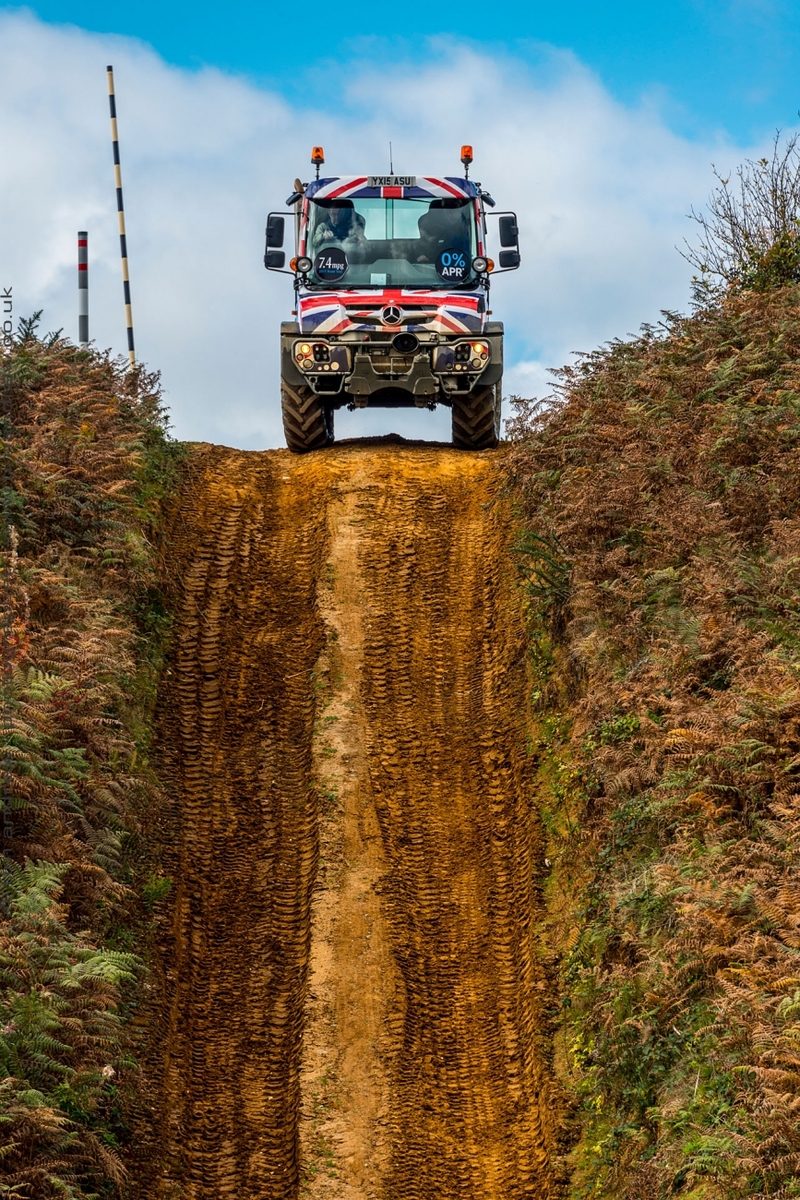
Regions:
[[472, 256, 488, 273], [296, 256, 312, 273]]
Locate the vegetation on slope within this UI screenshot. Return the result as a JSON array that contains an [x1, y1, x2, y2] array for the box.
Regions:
[[509, 278, 800, 1198], [1, 321, 179, 1197]]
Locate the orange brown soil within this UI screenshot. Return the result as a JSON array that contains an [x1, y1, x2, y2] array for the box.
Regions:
[[143, 441, 563, 1199]]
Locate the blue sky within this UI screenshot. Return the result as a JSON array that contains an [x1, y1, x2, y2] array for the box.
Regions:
[[8, 0, 800, 142]]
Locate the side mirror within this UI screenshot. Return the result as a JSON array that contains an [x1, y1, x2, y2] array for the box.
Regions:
[[264, 249, 286, 270], [498, 249, 520, 269], [266, 215, 285, 248], [498, 215, 518, 247]]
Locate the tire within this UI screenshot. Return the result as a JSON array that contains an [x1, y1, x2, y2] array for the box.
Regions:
[[281, 383, 334, 453], [451, 382, 501, 450]]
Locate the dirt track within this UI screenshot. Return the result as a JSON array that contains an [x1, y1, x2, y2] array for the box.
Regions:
[[146, 441, 562, 1199]]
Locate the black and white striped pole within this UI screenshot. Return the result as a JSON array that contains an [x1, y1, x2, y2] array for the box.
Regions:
[[106, 65, 136, 369], [78, 231, 88, 347]]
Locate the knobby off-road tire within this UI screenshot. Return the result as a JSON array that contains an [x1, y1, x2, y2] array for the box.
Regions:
[[451, 382, 501, 450], [281, 383, 334, 453]]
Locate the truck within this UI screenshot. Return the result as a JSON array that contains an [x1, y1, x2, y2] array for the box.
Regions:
[[264, 146, 520, 453]]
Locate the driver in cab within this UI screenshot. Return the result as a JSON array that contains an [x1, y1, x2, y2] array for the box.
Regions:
[[416, 201, 471, 264], [311, 199, 367, 254]]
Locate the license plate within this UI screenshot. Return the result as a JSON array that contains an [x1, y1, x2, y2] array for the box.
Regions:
[[368, 176, 416, 187]]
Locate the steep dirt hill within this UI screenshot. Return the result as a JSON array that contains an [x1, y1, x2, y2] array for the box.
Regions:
[[142, 441, 563, 1200]]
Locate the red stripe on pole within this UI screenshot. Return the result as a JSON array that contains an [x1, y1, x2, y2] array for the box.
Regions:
[[78, 263, 88, 270]]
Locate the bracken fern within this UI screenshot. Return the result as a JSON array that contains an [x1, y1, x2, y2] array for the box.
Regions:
[[509, 282, 800, 1198]]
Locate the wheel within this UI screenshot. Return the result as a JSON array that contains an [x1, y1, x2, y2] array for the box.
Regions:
[[281, 383, 334, 453], [451, 382, 501, 450]]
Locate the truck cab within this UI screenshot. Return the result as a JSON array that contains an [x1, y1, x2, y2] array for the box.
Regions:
[[265, 148, 520, 452]]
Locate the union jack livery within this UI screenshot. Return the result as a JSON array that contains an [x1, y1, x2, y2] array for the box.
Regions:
[[304, 176, 479, 203], [297, 290, 486, 335], [264, 146, 520, 452]]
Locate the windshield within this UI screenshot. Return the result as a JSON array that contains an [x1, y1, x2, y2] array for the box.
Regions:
[[305, 196, 478, 289]]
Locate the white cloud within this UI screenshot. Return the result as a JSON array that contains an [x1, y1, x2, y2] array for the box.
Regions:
[[503, 359, 556, 402], [0, 14, 770, 447]]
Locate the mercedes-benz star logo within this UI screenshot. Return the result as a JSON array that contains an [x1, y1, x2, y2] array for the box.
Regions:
[[381, 305, 402, 325]]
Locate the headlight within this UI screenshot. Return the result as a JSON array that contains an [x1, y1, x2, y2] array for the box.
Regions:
[[296, 256, 312, 273], [472, 256, 488, 274], [294, 341, 349, 373]]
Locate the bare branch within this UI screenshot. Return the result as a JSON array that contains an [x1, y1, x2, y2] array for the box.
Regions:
[[683, 132, 800, 291]]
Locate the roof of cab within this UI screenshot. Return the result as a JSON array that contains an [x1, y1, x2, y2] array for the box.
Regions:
[[305, 176, 478, 201]]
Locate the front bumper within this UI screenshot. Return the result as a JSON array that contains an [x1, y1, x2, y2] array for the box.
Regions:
[[281, 324, 503, 408]]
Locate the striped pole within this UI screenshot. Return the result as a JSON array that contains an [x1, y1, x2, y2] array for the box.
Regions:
[[107, 65, 135, 368], [78, 231, 88, 346]]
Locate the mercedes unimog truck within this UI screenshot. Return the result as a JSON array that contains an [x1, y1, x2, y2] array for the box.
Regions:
[[264, 146, 520, 453]]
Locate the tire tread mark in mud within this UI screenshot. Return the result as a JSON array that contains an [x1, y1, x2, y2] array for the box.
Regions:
[[148, 448, 328, 1199], [357, 454, 560, 1200]]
